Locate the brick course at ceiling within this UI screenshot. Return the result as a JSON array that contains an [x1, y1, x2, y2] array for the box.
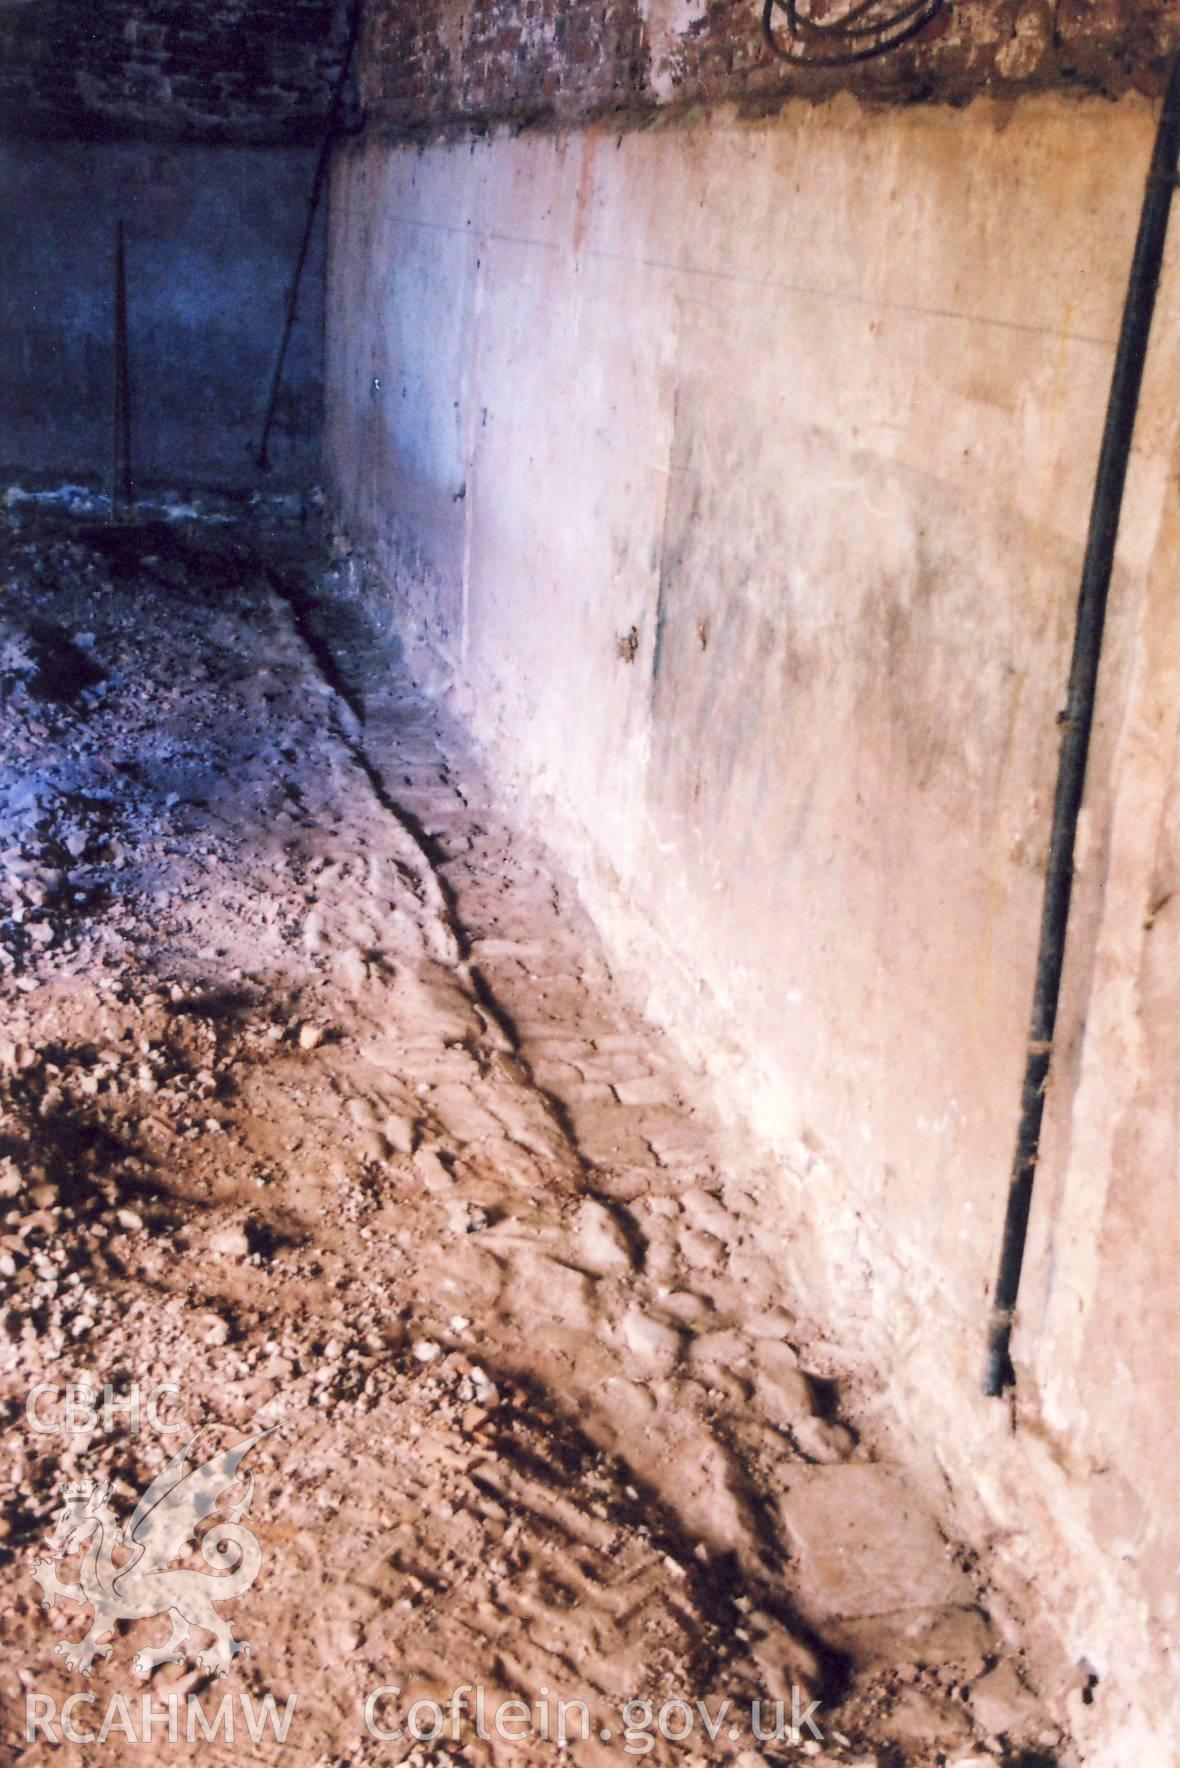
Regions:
[[0, 0, 349, 143], [5, 3, 1172, 145], [360, 0, 1177, 135]]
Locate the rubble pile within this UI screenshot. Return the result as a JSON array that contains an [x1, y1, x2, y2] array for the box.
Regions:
[[0, 512, 1065, 1768]]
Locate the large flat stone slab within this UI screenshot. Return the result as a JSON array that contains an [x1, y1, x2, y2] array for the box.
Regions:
[[777, 1463, 974, 1623]]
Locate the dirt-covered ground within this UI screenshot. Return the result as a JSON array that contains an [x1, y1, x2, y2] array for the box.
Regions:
[[0, 509, 1068, 1768]]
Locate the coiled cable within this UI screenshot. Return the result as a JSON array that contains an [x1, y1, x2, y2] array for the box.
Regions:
[[761, 0, 947, 66]]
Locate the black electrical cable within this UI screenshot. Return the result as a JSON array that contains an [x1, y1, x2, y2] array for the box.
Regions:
[[762, 0, 946, 66], [983, 49, 1180, 1399]]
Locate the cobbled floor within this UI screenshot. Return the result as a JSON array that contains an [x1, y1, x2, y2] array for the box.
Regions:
[[0, 510, 1063, 1768]]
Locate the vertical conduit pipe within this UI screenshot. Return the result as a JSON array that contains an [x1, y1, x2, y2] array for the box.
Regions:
[[983, 52, 1180, 1398], [255, 0, 363, 472], [110, 219, 132, 521]]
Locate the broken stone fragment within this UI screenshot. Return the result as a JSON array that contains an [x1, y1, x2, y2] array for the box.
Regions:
[[383, 1112, 415, 1155], [791, 1415, 856, 1463], [680, 1185, 740, 1242], [298, 1022, 324, 1050], [337, 947, 368, 992], [447, 1199, 489, 1236], [507, 1251, 598, 1331], [678, 1225, 725, 1270], [599, 1374, 658, 1435], [880, 1684, 975, 1752], [574, 1198, 635, 1276], [968, 1660, 1042, 1742], [662, 1429, 759, 1559], [413, 1146, 453, 1192], [209, 1221, 251, 1259], [754, 1339, 817, 1424], [688, 1327, 754, 1380], [620, 1307, 684, 1369], [198, 1311, 230, 1347], [746, 1605, 823, 1701], [357, 1129, 388, 1166], [658, 1289, 714, 1324]]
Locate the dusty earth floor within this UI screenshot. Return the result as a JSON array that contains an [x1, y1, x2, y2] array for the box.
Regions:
[[0, 510, 1068, 1768]]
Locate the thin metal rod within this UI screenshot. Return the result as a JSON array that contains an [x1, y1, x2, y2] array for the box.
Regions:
[[110, 219, 132, 521], [983, 51, 1180, 1398], [255, 0, 363, 472]]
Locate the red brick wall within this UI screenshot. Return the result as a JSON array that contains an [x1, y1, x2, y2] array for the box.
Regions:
[[363, 0, 647, 130], [0, 0, 351, 143], [6, 2, 1172, 146], [359, 0, 1177, 136]]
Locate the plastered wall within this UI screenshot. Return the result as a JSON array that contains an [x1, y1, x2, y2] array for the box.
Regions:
[[324, 94, 1180, 1762]]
